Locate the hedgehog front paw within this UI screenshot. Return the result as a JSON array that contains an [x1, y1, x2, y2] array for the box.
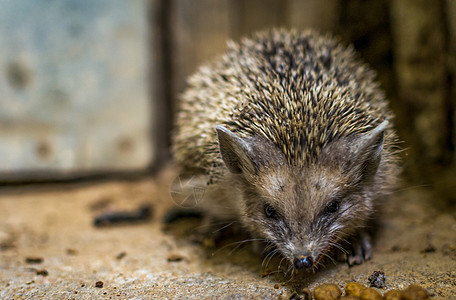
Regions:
[[347, 231, 373, 266]]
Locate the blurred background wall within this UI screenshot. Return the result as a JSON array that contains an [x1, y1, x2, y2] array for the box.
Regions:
[[0, 0, 455, 206], [0, 0, 152, 179]]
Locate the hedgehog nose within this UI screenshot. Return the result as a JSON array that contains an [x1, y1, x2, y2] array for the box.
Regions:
[[293, 255, 314, 269]]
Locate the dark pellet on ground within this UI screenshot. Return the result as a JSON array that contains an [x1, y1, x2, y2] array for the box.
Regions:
[[95, 281, 104, 288], [36, 269, 48, 276], [66, 248, 78, 255], [368, 270, 386, 288], [167, 254, 184, 262], [116, 251, 127, 260], [93, 204, 153, 227], [25, 256, 43, 264], [420, 245, 436, 253]]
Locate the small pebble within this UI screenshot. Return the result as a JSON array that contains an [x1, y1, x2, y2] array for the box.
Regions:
[[313, 283, 341, 300], [95, 281, 104, 288], [420, 245, 436, 253], [167, 253, 184, 262], [25, 256, 43, 264], [66, 248, 78, 255], [368, 270, 385, 288], [36, 269, 48, 276], [116, 251, 127, 260]]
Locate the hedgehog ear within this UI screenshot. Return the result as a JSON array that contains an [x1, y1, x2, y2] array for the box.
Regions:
[[216, 125, 256, 174], [216, 125, 286, 175], [348, 120, 388, 181]]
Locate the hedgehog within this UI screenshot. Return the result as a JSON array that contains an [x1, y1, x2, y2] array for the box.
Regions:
[[172, 29, 399, 271]]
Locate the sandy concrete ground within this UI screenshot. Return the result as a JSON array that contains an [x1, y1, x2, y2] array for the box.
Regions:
[[0, 167, 455, 299]]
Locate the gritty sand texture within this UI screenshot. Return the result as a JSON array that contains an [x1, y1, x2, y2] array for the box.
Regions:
[[0, 168, 455, 299]]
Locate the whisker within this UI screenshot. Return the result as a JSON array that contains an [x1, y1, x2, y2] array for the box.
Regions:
[[211, 221, 235, 233], [329, 241, 348, 254], [211, 238, 267, 256], [391, 184, 431, 193], [262, 249, 275, 267], [284, 265, 296, 282], [227, 238, 268, 256], [262, 250, 276, 268], [262, 243, 275, 254], [322, 252, 337, 266], [264, 249, 280, 268], [277, 256, 286, 273], [193, 220, 239, 231]]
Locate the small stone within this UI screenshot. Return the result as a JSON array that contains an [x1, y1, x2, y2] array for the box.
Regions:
[[313, 283, 342, 300], [36, 269, 48, 276], [274, 283, 280, 289], [116, 251, 127, 260], [167, 253, 184, 262], [25, 256, 43, 264], [420, 245, 436, 253], [368, 270, 385, 288], [345, 282, 366, 297], [95, 281, 104, 288], [65, 248, 78, 255]]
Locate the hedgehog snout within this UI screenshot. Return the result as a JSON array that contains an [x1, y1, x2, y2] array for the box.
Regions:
[[293, 254, 314, 269]]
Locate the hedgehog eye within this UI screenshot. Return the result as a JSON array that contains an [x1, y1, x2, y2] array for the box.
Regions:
[[324, 200, 339, 214], [264, 204, 277, 219]]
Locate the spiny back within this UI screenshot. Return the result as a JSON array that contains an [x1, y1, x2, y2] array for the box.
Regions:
[[173, 29, 392, 181]]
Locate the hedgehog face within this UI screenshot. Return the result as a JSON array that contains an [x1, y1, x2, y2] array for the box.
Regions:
[[216, 121, 387, 270], [239, 163, 373, 271]]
